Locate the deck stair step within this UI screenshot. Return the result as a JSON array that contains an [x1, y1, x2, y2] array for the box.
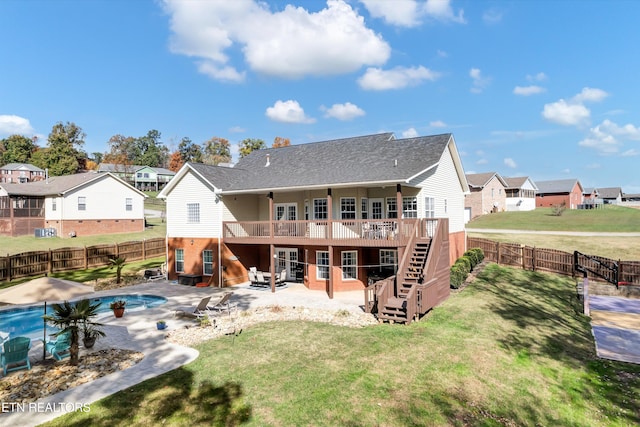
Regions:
[[378, 297, 409, 324]]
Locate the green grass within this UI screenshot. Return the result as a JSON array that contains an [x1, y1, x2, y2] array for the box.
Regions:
[[43, 264, 640, 426], [0, 217, 166, 256], [466, 205, 640, 232]]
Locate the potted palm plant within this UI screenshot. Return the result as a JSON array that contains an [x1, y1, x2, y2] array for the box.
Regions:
[[110, 300, 126, 318], [82, 323, 106, 349], [156, 320, 167, 330]]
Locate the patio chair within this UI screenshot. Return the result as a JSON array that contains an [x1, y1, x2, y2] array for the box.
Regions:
[[208, 292, 237, 316], [276, 269, 287, 286], [256, 271, 268, 287], [2, 336, 32, 375], [248, 270, 258, 286], [43, 331, 71, 361], [174, 296, 212, 319]]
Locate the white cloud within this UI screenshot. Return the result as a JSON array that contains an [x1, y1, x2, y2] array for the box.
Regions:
[[358, 65, 440, 90], [402, 127, 419, 138], [504, 158, 517, 168], [482, 9, 503, 24], [228, 126, 245, 133], [430, 120, 447, 128], [526, 72, 547, 82], [0, 115, 35, 136], [513, 85, 545, 96], [422, 0, 466, 23], [469, 68, 490, 93], [542, 99, 591, 126], [622, 149, 639, 157], [321, 102, 365, 121], [476, 158, 488, 165], [162, 0, 391, 81], [437, 49, 448, 58], [585, 163, 601, 169], [360, 0, 465, 27], [578, 119, 640, 155], [573, 87, 608, 103], [265, 100, 315, 124], [561, 168, 571, 174]]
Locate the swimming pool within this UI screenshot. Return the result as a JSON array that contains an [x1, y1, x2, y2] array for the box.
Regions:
[[0, 294, 167, 342]]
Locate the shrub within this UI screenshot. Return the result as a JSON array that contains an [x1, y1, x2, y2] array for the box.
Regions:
[[455, 256, 472, 273], [450, 263, 468, 289], [471, 248, 485, 263], [463, 250, 479, 269]]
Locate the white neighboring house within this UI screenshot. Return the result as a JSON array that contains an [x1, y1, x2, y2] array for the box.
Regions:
[[503, 176, 538, 212], [0, 172, 146, 237]]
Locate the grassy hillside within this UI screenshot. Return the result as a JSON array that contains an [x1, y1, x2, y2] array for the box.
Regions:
[[45, 265, 640, 426], [466, 205, 640, 232]]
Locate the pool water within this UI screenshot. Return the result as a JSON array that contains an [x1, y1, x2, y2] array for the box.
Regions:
[[0, 294, 167, 342]]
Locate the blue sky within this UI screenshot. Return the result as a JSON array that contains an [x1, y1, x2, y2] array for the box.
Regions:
[[1, 0, 639, 192]]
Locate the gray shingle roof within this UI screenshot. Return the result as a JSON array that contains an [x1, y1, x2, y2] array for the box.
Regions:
[[0, 173, 139, 196], [185, 133, 453, 192], [465, 172, 505, 189], [98, 163, 175, 176], [0, 163, 44, 172], [597, 187, 622, 199], [503, 176, 537, 190], [535, 179, 582, 194]]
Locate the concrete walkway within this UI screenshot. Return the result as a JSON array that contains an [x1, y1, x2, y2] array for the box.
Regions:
[[1, 281, 365, 426]]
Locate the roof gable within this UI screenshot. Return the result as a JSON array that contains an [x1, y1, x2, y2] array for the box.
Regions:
[[466, 172, 506, 189]]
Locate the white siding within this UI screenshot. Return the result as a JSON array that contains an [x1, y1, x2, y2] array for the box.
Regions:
[[166, 171, 221, 238], [49, 176, 144, 220], [408, 142, 466, 233], [45, 196, 63, 220]]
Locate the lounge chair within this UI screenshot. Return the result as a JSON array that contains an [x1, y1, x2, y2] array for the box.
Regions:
[[174, 296, 212, 319], [248, 270, 258, 286], [256, 271, 268, 287], [42, 331, 71, 361], [1, 336, 32, 375], [208, 292, 237, 316], [276, 270, 287, 286]]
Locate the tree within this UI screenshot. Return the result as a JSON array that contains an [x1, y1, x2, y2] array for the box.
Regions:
[[103, 134, 137, 173], [168, 150, 183, 172], [36, 122, 85, 175], [134, 129, 166, 167], [238, 138, 266, 158], [1, 134, 38, 164], [178, 137, 203, 163], [272, 136, 291, 148], [203, 136, 231, 165], [43, 299, 103, 366], [109, 256, 127, 284], [91, 152, 104, 164]]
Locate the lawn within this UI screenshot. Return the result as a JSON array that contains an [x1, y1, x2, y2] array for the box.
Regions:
[[0, 217, 166, 256], [43, 264, 640, 426], [466, 205, 640, 232]]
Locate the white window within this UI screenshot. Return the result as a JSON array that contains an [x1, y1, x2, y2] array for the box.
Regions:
[[425, 197, 435, 218], [340, 198, 356, 220], [380, 250, 398, 273], [314, 198, 327, 220], [402, 197, 418, 218], [52, 198, 57, 211], [175, 249, 184, 273], [187, 203, 200, 223], [386, 198, 397, 219], [304, 200, 309, 220], [361, 198, 368, 219], [136, 172, 142, 178], [341, 251, 357, 280], [203, 250, 213, 275], [316, 251, 329, 280], [78, 196, 86, 211], [125, 198, 132, 211]]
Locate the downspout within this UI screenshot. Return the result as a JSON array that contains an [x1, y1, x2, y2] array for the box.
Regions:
[[268, 192, 275, 293]]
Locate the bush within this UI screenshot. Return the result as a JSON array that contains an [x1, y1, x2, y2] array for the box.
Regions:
[[455, 256, 472, 273], [450, 263, 469, 289], [463, 250, 479, 269], [471, 248, 485, 263]]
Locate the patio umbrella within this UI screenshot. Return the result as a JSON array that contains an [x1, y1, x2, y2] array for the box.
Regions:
[[0, 277, 95, 360]]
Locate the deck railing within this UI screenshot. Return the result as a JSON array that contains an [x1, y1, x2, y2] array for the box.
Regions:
[[223, 219, 417, 246]]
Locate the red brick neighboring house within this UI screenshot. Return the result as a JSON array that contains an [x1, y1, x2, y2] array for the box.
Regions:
[[0, 163, 45, 183], [535, 179, 584, 209], [464, 172, 507, 220]]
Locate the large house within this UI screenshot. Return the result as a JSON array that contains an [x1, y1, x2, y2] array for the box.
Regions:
[[464, 172, 507, 221], [597, 187, 623, 204], [159, 133, 469, 322], [98, 163, 175, 191], [535, 179, 584, 209], [503, 176, 538, 212], [0, 163, 46, 184], [0, 173, 146, 237]]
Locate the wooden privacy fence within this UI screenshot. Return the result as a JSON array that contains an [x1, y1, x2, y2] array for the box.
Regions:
[[467, 236, 640, 285], [0, 237, 165, 282]]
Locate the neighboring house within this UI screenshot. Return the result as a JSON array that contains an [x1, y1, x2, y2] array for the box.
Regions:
[[159, 133, 469, 321], [0, 173, 146, 237], [597, 187, 623, 204], [535, 179, 584, 209], [503, 176, 538, 212], [581, 187, 603, 208], [0, 163, 45, 183], [98, 163, 175, 191], [464, 172, 507, 221]]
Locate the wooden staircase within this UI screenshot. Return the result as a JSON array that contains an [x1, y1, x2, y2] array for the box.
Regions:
[[378, 240, 431, 324]]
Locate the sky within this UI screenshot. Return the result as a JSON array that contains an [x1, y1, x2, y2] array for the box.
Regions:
[[1, 0, 640, 193]]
